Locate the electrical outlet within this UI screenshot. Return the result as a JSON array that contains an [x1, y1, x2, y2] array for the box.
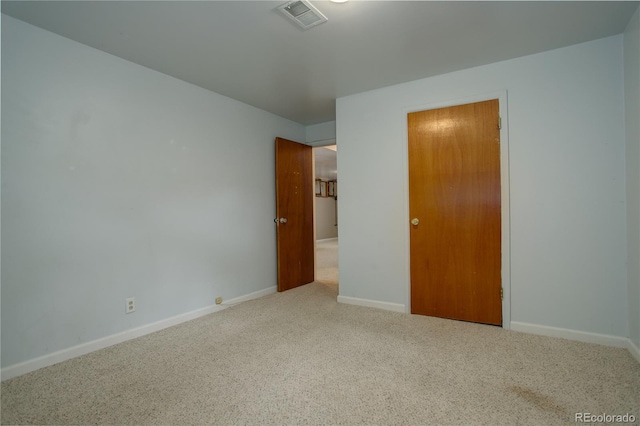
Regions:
[[126, 297, 136, 314], [215, 297, 223, 305]]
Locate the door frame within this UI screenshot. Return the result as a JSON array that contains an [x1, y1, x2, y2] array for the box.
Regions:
[[402, 91, 511, 329], [282, 139, 338, 287], [310, 143, 339, 280]]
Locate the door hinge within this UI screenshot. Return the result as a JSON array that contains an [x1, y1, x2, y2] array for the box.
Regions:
[[498, 116, 502, 130], [500, 287, 503, 300]]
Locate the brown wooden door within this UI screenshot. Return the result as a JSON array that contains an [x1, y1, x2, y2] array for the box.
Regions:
[[408, 99, 501, 325], [275, 137, 314, 292]]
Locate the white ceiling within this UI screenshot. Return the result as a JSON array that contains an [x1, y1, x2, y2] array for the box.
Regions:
[[2, 1, 638, 125]]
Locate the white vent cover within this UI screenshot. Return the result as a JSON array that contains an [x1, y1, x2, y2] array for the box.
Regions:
[[278, 0, 328, 30]]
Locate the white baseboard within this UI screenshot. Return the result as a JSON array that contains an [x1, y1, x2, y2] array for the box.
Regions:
[[511, 322, 640, 364], [337, 295, 406, 313], [221, 285, 277, 306], [628, 339, 640, 364], [1, 286, 276, 382], [316, 237, 338, 243], [510, 321, 631, 349]]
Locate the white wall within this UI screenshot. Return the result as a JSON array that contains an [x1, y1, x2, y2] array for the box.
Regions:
[[316, 197, 337, 240], [337, 35, 629, 338], [625, 6, 640, 350], [306, 121, 336, 147], [1, 15, 305, 368]]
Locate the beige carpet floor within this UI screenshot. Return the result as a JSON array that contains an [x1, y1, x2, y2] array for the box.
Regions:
[[316, 238, 338, 286], [2, 281, 639, 425]]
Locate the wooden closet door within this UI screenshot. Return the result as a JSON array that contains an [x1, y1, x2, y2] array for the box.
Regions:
[[408, 99, 502, 325]]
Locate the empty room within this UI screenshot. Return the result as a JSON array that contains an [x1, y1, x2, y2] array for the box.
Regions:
[[2, 1, 639, 424]]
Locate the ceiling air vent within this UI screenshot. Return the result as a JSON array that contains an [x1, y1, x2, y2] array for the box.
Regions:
[[278, 0, 328, 30]]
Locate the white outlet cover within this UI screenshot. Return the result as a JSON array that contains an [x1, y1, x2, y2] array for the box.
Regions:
[[126, 297, 136, 313]]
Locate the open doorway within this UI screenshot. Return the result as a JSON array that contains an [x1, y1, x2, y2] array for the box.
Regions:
[[313, 145, 338, 288]]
